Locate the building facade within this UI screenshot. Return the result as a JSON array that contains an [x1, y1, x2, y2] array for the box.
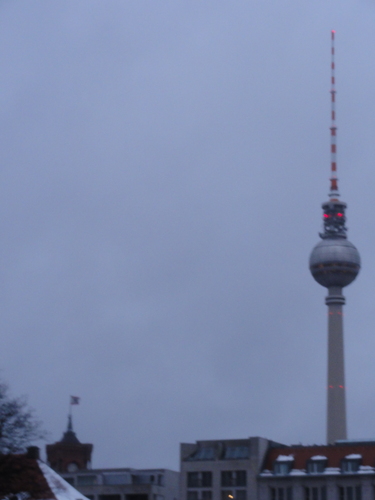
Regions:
[[59, 467, 179, 500], [258, 440, 375, 500], [180, 437, 283, 500]]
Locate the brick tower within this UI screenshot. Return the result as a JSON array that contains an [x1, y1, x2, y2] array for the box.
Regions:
[[46, 415, 93, 473]]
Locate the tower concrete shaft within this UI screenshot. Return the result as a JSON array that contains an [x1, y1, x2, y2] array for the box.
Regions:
[[326, 286, 346, 444]]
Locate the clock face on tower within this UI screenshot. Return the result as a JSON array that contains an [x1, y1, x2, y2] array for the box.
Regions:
[[67, 462, 79, 472]]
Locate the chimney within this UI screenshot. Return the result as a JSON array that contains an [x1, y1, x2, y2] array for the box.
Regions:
[[26, 446, 40, 459]]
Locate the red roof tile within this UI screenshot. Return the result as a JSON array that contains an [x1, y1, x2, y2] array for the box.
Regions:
[[264, 444, 375, 471], [0, 454, 55, 499]]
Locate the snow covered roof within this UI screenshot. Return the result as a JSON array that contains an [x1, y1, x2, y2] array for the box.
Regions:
[[263, 442, 375, 471], [358, 465, 375, 474], [259, 470, 273, 477], [39, 462, 89, 500], [323, 467, 341, 475], [0, 452, 89, 500], [289, 469, 306, 476], [275, 455, 294, 462]]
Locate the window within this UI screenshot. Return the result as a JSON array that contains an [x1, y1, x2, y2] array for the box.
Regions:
[[270, 488, 293, 500], [274, 462, 293, 475], [224, 447, 249, 460], [188, 472, 212, 488], [77, 475, 97, 486], [341, 460, 360, 473], [99, 496, 121, 500], [221, 471, 246, 487], [64, 477, 75, 486], [188, 473, 200, 488], [338, 486, 362, 500], [188, 448, 216, 461], [305, 487, 326, 500], [222, 490, 247, 500], [103, 473, 131, 485], [187, 492, 211, 500], [133, 474, 157, 484], [221, 491, 234, 500], [307, 461, 327, 474], [202, 472, 212, 487], [236, 471, 246, 486], [187, 493, 199, 500], [158, 474, 164, 486], [222, 472, 232, 487]]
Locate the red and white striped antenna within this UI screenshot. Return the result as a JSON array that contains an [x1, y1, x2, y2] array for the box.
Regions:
[[329, 30, 339, 200]]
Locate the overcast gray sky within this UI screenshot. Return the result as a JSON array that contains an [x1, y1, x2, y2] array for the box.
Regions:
[[1, 0, 375, 470]]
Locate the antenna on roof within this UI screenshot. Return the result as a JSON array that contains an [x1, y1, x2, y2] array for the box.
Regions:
[[329, 30, 339, 200]]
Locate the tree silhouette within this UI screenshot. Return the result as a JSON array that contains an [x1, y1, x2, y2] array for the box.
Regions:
[[0, 382, 45, 454]]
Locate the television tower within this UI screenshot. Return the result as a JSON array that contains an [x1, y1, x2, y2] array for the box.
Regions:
[[309, 31, 361, 445]]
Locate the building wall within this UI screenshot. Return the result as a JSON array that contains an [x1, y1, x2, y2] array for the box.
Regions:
[[258, 441, 375, 500], [258, 474, 375, 500], [180, 437, 273, 500], [61, 468, 179, 500]]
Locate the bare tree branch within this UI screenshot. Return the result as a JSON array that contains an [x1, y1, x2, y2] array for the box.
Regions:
[[0, 383, 46, 454]]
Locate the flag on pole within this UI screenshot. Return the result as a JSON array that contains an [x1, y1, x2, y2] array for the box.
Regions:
[[70, 396, 80, 405]]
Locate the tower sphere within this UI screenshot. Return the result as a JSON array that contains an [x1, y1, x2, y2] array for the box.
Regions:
[[309, 237, 360, 288]]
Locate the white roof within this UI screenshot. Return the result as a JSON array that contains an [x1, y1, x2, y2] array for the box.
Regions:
[[260, 470, 273, 476], [323, 467, 341, 475], [345, 454, 362, 459], [310, 455, 327, 460], [289, 469, 306, 476], [276, 455, 294, 462], [358, 465, 375, 474]]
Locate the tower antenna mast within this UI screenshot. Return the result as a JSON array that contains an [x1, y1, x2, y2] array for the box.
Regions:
[[330, 30, 339, 199]]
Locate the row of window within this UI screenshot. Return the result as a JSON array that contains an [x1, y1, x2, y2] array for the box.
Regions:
[[274, 458, 363, 476], [187, 471, 246, 488], [64, 473, 165, 487], [270, 485, 362, 500], [305, 486, 327, 500], [187, 492, 212, 500], [187, 446, 249, 461], [187, 490, 246, 500], [77, 495, 153, 500], [339, 486, 362, 500], [81, 495, 164, 500], [270, 487, 293, 500]]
